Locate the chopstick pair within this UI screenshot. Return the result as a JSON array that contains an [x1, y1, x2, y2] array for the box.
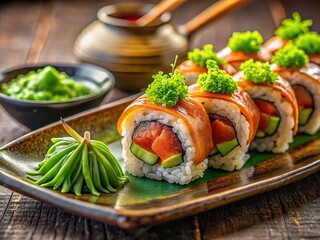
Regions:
[[136, 0, 252, 37]]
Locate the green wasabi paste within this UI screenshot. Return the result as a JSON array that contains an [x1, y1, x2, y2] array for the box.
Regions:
[[1, 66, 91, 101]]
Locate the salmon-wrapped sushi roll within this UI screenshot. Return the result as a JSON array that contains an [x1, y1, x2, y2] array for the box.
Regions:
[[272, 43, 320, 134], [175, 44, 236, 85], [217, 31, 270, 71], [117, 67, 213, 185], [188, 60, 260, 171], [295, 31, 320, 66], [234, 59, 299, 153], [262, 12, 312, 59]]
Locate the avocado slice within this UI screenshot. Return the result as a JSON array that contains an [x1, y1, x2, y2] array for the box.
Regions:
[[161, 153, 183, 168], [299, 108, 313, 126], [256, 130, 265, 138], [265, 116, 280, 135], [130, 142, 158, 165], [216, 138, 239, 156], [209, 146, 218, 156]]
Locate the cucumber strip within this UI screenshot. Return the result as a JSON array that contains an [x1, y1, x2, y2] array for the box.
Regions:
[[265, 116, 280, 135], [130, 142, 158, 165], [299, 108, 313, 126], [216, 138, 239, 156]]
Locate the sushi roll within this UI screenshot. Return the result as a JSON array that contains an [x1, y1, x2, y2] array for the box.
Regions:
[[217, 31, 270, 71], [117, 64, 213, 185], [263, 12, 312, 59], [272, 43, 320, 134], [175, 44, 236, 85], [234, 59, 299, 153], [295, 31, 320, 66], [188, 60, 260, 171]]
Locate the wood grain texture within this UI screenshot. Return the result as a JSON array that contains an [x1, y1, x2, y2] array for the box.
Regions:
[[0, 1, 41, 142], [1, 173, 319, 239], [0, 1, 42, 68], [199, 172, 320, 239], [37, 0, 106, 63], [0, 0, 320, 239]]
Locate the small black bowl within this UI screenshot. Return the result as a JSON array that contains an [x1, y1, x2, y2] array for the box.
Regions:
[[0, 63, 115, 130]]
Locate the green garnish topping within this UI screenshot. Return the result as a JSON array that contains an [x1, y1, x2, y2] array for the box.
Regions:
[[197, 60, 237, 94], [240, 59, 278, 84], [272, 43, 309, 68], [295, 32, 320, 54], [187, 44, 226, 67], [227, 31, 263, 54], [275, 12, 312, 40], [146, 56, 188, 107]]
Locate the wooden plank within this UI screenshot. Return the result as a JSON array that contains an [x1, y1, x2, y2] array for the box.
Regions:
[[26, 2, 55, 64], [0, 193, 199, 239], [1, 173, 318, 239], [0, 1, 43, 140], [37, 0, 107, 63], [279, 173, 320, 239], [0, 1, 42, 70], [198, 172, 320, 239]]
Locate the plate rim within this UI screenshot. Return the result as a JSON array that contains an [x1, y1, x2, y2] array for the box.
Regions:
[[0, 93, 319, 229], [1, 157, 319, 229]]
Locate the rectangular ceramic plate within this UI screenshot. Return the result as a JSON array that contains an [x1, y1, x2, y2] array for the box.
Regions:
[[0, 95, 320, 229]]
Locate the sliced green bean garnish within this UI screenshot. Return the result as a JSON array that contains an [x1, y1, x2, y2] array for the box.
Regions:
[[26, 120, 128, 196]]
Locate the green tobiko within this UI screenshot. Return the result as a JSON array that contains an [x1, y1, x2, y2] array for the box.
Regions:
[[272, 43, 309, 68], [227, 31, 263, 54], [240, 59, 278, 84], [146, 57, 188, 107], [295, 32, 320, 55], [275, 12, 312, 40], [197, 60, 237, 94], [187, 44, 226, 67]]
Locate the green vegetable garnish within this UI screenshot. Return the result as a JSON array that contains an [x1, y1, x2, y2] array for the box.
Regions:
[[187, 44, 226, 67], [240, 59, 278, 84], [227, 31, 263, 54], [275, 12, 312, 40], [27, 120, 129, 196], [197, 60, 237, 94], [146, 56, 188, 107], [272, 43, 309, 68], [295, 31, 320, 55], [1, 66, 91, 101]]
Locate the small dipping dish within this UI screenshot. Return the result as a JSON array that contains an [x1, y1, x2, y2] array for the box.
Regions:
[[0, 63, 115, 130]]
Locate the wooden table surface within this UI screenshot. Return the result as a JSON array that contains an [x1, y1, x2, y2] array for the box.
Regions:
[[1, 0, 319, 239]]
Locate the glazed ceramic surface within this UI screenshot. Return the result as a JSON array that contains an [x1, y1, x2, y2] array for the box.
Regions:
[[74, 3, 188, 92], [0, 95, 319, 229]]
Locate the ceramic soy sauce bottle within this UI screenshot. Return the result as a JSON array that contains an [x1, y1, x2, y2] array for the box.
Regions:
[[74, 1, 250, 92], [74, 3, 188, 92]]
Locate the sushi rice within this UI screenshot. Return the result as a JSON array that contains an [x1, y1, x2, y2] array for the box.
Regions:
[[120, 109, 208, 185]]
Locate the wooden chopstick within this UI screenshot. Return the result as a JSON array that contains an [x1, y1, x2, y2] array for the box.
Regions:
[[266, 0, 286, 26], [136, 0, 186, 26], [179, 0, 252, 36]]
